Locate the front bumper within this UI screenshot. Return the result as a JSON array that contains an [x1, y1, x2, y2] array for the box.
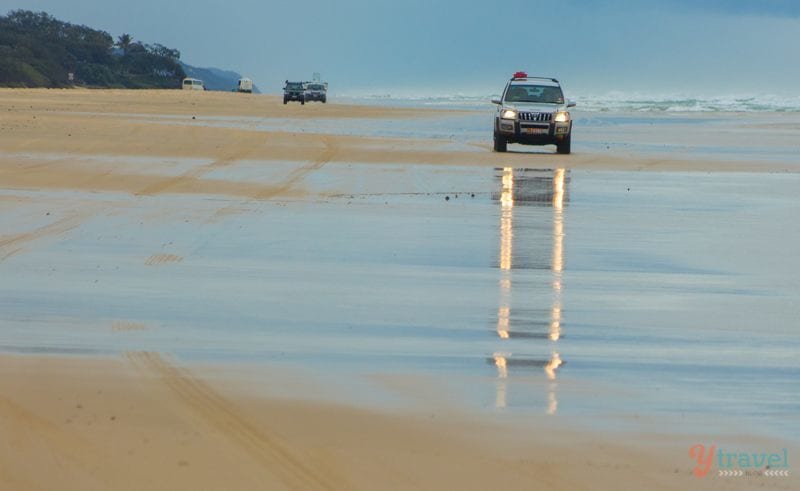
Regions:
[[497, 120, 571, 144]]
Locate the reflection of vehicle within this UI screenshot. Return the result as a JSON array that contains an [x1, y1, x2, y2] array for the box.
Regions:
[[283, 81, 305, 104], [491, 167, 569, 412], [303, 82, 327, 103], [182, 77, 205, 91], [491, 72, 576, 154], [237, 78, 253, 93]]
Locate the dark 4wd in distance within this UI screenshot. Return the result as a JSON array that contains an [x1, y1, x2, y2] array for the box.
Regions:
[[284, 81, 305, 104]]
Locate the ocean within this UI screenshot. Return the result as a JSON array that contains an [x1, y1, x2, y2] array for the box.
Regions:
[[335, 92, 800, 113]]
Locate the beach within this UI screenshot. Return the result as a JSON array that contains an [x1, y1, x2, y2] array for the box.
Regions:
[[1, 88, 798, 490]]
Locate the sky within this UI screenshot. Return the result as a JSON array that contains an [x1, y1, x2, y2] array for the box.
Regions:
[[3, 0, 800, 96]]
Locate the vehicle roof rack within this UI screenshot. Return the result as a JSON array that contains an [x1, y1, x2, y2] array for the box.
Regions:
[[511, 76, 560, 84]]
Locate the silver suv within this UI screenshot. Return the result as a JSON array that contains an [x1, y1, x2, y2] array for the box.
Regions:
[[492, 73, 576, 154], [304, 82, 328, 103]]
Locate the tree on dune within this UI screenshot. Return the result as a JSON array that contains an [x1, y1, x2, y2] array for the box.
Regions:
[[116, 33, 133, 56]]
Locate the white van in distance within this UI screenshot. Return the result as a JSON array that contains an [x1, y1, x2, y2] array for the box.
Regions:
[[182, 78, 205, 91], [237, 78, 253, 93]]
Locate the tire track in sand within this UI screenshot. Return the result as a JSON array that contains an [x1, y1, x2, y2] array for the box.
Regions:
[[254, 136, 337, 200], [144, 253, 183, 266], [125, 352, 349, 491], [0, 212, 88, 262], [134, 145, 252, 197], [136, 136, 335, 202], [208, 137, 337, 222]]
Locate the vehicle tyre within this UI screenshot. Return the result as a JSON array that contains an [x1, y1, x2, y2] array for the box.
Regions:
[[322, 97, 326, 103], [283, 97, 288, 104], [556, 133, 571, 155], [301, 98, 305, 105], [493, 132, 507, 153]]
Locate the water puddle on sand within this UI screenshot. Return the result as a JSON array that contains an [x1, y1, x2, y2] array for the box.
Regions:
[[1, 165, 798, 440]]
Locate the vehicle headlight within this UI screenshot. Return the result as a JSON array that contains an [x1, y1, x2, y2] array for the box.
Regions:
[[501, 109, 517, 120], [554, 111, 570, 123]]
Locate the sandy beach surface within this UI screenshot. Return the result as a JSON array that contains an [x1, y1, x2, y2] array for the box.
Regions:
[[1, 89, 798, 490]]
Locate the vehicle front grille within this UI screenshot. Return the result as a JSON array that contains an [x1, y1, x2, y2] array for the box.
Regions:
[[519, 112, 552, 122]]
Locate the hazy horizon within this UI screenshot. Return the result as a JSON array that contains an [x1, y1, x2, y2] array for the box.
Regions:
[[3, 0, 799, 96]]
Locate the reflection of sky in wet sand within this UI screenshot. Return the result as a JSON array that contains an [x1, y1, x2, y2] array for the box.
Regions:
[[493, 168, 568, 413], [1, 163, 799, 440]]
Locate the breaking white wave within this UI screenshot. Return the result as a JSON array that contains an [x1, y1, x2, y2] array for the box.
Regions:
[[336, 91, 800, 112], [571, 92, 800, 112]]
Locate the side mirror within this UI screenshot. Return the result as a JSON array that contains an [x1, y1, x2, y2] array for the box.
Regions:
[[491, 98, 502, 105], [567, 100, 576, 108]]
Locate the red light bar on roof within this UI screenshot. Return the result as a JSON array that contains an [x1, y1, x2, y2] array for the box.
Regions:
[[513, 71, 528, 79]]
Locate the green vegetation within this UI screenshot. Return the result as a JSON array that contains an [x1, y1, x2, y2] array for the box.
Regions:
[[0, 10, 185, 88]]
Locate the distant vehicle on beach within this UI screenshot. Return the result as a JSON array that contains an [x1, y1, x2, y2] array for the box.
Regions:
[[182, 77, 205, 91], [303, 82, 327, 103], [492, 72, 576, 154], [283, 81, 305, 104], [237, 78, 253, 93]]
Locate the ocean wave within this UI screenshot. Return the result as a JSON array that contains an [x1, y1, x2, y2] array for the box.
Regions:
[[336, 92, 800, 112], [572, 93, 800, 113]]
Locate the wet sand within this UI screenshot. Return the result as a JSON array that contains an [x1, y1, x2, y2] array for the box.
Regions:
[[2, 88, 799, 195], [1, 89, 799, 489]]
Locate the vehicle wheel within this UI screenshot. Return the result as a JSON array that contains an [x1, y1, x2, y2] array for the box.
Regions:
[[283, 97, 288, 104], [556, 133, 571, 154], [301, 98, 305, 105], [493, 132, 507, 153], [322, 97, 326, 103]]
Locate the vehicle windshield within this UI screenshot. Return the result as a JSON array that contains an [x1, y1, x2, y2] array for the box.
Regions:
[[307, 84, 324, 91], [504, 84, 564, 104], [286, 83, 303, 90]]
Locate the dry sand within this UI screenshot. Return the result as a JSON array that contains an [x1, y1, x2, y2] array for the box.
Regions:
[[1, 354, 794, 491], [1, 89, 798, 489]]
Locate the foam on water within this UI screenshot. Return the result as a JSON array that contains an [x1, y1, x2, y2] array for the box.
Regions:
[[336, 91, 800, 113]]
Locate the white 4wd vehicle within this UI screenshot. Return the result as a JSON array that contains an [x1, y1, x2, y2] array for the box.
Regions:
[[492, 73, 576, 154]]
